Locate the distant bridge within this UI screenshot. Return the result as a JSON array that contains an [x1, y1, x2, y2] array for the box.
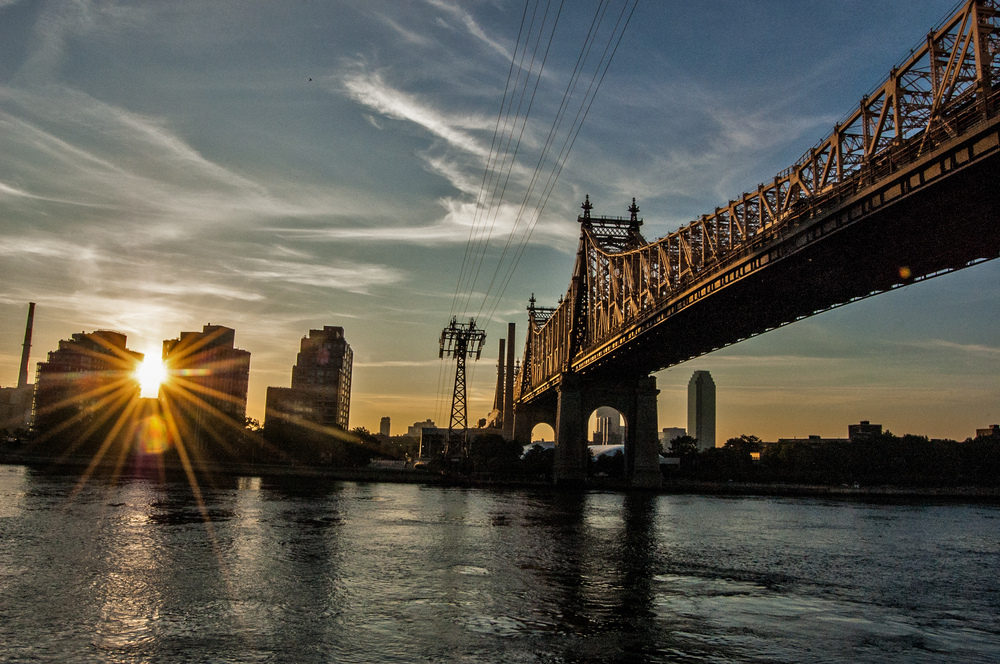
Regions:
[[511, 0, 1000, 486]]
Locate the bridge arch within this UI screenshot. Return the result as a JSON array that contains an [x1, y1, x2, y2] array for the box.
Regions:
[[530, 422, 555, 444], [588, 406, 625, 446], [514, 372, 661, 487]]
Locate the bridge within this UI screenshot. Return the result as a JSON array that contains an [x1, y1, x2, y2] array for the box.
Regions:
[[510, 0, 1000, 486]]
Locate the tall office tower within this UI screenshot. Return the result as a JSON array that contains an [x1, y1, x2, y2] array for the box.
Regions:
[[162, 324, 251, 453], [289, 326, 352, 429], [265, 326, 353, 444], [687, 370, 716, 450], [379, 416, 391, 438], [32, 330, 143, 454]]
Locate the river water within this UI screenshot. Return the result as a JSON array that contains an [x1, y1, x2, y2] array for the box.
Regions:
[[1, 464, 998, 663]]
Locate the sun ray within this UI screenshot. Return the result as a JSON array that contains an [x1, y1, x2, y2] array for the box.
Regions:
[[137, 355, 167, 399], [70, 393, 144, 498]]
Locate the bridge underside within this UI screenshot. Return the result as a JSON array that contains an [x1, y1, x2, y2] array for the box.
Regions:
[[514, 117, 1000, 488], [578, 121, 1000, 380]]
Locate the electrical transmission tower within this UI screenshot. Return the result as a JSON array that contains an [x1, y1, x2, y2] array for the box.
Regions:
[[439, 317, 486, 457]]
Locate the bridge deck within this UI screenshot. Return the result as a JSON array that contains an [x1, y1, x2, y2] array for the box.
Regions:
[[521, 112, 1000, 402]]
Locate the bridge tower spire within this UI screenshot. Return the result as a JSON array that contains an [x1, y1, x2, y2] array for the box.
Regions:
[[439, 317, 486, 456], [627, 197, 643, 244]]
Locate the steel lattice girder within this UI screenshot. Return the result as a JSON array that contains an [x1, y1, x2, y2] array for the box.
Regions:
[[518, 0, 1000, 400]]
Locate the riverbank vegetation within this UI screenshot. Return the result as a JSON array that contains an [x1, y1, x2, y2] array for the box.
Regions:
[[665, 432, 1000, 487]]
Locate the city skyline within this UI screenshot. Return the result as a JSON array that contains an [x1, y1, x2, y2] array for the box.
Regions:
[[1, 1, 998, 442]]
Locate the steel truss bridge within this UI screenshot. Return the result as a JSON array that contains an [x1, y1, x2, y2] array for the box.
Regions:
[[511, 0, 1000, 486]]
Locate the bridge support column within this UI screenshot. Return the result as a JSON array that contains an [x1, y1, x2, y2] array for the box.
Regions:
[[553, 373, 588, 486], [512, 405, 533, 444], [627, 376, 662, 489], [512, 396, 554, 445]]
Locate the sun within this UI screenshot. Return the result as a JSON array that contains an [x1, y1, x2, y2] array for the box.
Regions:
[[137, 355, 167, 398]]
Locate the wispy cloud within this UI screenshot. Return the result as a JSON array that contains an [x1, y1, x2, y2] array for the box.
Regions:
[[227, 258, 405, 294], [130, 280, 264, 302], [375, 14, 433, 46], [341, 70, 492, 158], [692, 353, 848, 369], [907, 339, 1000, 357], [422, 0, 512, 60], [0, 85, 391, 235], [269, 196, 575, 248], [0, 236, 102, 261], [574, 75, 840, 229]]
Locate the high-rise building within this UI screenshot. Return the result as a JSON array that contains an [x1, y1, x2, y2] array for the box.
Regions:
[[379, 416, 391, 438], [162, 324, 250, 454], [687, 370, 716, 450], [32, 330, 143, 455], [264, 326, 353, 446]]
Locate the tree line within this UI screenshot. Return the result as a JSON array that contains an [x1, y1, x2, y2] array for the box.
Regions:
[[665, 432, 1000, 486], [263, 427, 1000, 486]]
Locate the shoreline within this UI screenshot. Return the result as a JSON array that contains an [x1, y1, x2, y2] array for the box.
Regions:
[[3, 453, 999, 500]]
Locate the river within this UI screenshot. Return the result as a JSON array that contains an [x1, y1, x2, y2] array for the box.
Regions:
[[1, 464, 998, 663]]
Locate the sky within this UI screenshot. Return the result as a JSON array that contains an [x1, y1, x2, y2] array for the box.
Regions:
[[1, 0, 997, 444]]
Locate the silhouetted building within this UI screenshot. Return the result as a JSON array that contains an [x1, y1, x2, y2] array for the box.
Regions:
[[407, 419, 436, 437], [1, 303, 37, 434], [0, 385, 34, 433], [32, 330, 143, 456], [688, 370, 716, 450], [848, 420, 882, 441], [264, 326, 353, 456], [977, 424, 1000, 439], [658, 427, 686, 448], [290, 326, 352, 427], [418, 426, 449, 459], [162, 324, 250, 457], [775, 434, 848, 445], [379, 416, 391, 438]]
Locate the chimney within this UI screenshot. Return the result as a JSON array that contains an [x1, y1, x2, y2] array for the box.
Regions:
[[493, 338, 506, 415], [502, 322, 515, 440], [17, 302, 35, 388]]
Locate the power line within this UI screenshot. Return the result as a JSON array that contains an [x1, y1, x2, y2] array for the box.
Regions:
[[440, 0, 640, 416], [482, 0, 640, 323], [457, 0, 565, 319], [450, 0, 534, 317], [476, 0, 617, 320]]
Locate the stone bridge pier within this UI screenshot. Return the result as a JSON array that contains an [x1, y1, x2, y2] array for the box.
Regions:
[[514, 373, 661, 488]]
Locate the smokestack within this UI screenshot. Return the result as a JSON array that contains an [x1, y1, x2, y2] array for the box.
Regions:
[[17, 302, 35, 388], [502, 322, 515, 440], [493, 338, 506, 415]]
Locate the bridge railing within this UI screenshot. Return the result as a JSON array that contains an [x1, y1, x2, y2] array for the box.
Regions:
[[519, 0, 1000, 397]]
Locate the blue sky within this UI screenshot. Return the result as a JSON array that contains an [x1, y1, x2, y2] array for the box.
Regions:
[[1, 0, 996, 442]]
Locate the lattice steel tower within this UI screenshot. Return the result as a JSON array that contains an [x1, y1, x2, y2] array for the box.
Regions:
[[439, 317, 486, 456]]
